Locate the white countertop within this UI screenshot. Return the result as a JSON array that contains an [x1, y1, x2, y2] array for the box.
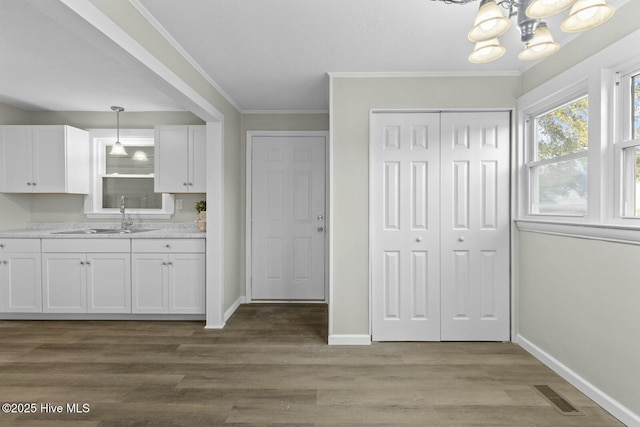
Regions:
[[0, 222, 205, 239]]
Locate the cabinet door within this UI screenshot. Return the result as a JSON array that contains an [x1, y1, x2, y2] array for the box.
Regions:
[[32, 126, 67, 192], [3, 253, 42, 313], [131, 254, 169, 313], [86, 253, 131, 314], [1, 126, 33, 192], [189, 126, 206, 192], [169, 253, 205, 314], [43, 253, 86, 313], [154, 126, 189, 193]]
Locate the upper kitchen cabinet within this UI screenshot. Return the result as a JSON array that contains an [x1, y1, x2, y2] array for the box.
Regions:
[[154, 125, 206, 193], [0, 125, 90, 194]]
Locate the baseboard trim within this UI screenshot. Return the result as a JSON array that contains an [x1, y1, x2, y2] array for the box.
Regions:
[[516, 334, 640, 427], [328, 334, 371, 346], [223, 296, 245, 322]]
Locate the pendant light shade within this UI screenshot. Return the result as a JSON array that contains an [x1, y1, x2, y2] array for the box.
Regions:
[[468, 0, 512, 42], [526, 0, 576, 19], [468, 38, 506, 63], [109, 106, 127, 156], [560, 0, 615, 33], [518, 22, 561, 60]]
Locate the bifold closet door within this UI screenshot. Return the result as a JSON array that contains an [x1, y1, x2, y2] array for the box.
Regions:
[[371, 113, 441, 341], [440, 112, 510, 341], [371, 111, 510, 342]]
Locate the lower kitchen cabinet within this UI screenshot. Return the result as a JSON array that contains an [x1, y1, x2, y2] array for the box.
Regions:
[[131, 239, 205, 314], [42, 239, 131, 314], [0, 239, 42, 313]]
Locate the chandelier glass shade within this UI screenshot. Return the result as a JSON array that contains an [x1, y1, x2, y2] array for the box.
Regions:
[[469, 38, 507, 63], [435, 0, 616, 63]]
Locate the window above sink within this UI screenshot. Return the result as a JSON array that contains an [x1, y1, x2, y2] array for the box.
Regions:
[[84, 129, 174, 220]]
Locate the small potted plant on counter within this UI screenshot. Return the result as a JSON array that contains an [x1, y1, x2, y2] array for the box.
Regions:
[[195, 200, 206, 232]]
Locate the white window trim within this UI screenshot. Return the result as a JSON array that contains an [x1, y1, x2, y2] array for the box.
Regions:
[[612, 66, 640, 224], [515, 27, 640, 240], [84, 129, 174, 219], [519, 82, 592, 222]]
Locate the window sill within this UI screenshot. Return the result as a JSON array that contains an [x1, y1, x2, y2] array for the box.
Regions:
[[515, 219, 640, 245]]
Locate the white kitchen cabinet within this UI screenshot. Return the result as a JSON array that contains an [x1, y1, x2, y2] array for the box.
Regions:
[[0, 239, 42, 313], [154, 125, 206, 193], [42, 239, 131, 314], [131, 239, 205, 314], [0, 125, 90, 193]]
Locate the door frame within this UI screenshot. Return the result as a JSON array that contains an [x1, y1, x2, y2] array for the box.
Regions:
[[245, 130, 330, 303], [368, 108, 515, 341]]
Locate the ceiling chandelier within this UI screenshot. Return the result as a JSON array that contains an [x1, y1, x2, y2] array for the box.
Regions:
[[433, 0, 616, 63]]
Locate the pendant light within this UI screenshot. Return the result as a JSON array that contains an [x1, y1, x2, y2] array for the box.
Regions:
[[109, 106, 127, 156]]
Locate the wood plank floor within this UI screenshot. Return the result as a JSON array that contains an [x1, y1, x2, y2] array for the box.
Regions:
[[0, 304, 623, 426]]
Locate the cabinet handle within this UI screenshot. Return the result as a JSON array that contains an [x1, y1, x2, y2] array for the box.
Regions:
[[162, 262, 167, 266], [86, 261, 91, 265], [32, 182, 36, 186], [165, 244, 171, 248], [3, 260, 7, 265], [27, 182, 32, 186], [167, 262, 173, 266], [183, 182, 188, 186], [80, 261, 85, 265], [0, 244, 4, 248], [188, 182, 193, 186]]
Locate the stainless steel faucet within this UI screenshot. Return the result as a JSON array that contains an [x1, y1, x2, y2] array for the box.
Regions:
[[120, 196, 133, 230]]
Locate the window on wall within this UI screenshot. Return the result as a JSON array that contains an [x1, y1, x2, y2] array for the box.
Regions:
[[528, 96, 589, 216], [618, 70, 640, 218], [85, 130, 174, 218]]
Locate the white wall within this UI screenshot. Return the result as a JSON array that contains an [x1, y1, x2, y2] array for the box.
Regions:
[[517, 231, 640, 419], [330, 76, 520, 338], [514, 3, 640, 423]]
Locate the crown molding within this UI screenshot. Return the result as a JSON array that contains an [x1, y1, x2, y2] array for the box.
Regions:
[[328, 71, 521, 78], [241, 109, 329, 115]]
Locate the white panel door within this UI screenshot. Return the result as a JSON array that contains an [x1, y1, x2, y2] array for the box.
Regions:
[[251, 135, 326, 300], [440, 112, 510, 341], [371, 113, 441, 341]]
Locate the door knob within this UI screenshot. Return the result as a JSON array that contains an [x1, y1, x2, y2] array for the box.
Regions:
[[416, 237, 422, 242], [317, 214, 324, 221]]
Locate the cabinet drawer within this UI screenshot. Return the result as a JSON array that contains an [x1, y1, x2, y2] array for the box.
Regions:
[[42, 239, 130, 253], [0, 238, 41, 253], [131, 239, 204, 253]]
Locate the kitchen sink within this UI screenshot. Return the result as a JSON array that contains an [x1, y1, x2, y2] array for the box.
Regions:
[[52, 228, 156, 235]]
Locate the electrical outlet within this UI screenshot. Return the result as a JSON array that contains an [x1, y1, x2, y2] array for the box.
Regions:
[[176, 198, 183, 211]]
